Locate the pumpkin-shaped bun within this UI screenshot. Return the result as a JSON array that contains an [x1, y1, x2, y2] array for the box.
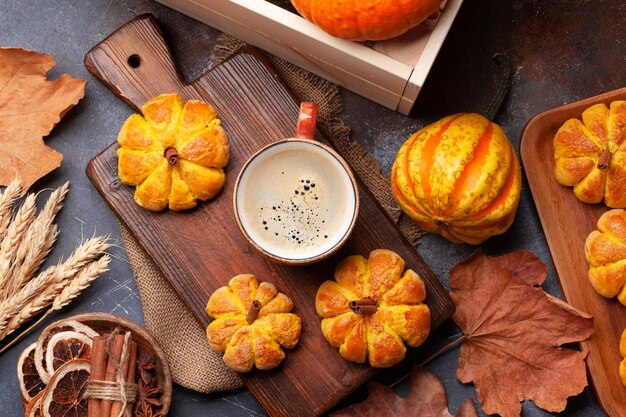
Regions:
[[290, 0, 443, 41], [585, 209, 626, 304], [554, 101, 626, 208], [391, 113, 522, 245], [117, 93, 230, 211], [315, 249, 430, 368], [205, 274, 301, 372], [619, 329, 626, 386]]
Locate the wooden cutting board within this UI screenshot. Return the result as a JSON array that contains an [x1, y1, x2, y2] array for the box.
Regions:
[[520, 87, 626, 417], [85, 15, 453, 416]]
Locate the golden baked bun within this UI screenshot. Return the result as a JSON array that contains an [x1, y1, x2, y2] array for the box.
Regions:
[[315, 249, 430, 368], [205, 274, 301, 372], [619, 329, 626, 386], [584, 209, 626, 304], [554, 100, 626, 207], [117, 93, 229, 211]]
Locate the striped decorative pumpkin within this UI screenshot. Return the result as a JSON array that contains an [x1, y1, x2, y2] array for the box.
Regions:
[[391, 113, 522, 245]]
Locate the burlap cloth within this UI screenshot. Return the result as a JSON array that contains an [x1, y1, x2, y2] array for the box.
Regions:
[[118, 34, 424, 394]]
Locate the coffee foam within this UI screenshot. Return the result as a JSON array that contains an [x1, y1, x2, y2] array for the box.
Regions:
[[236, 141, 357, 260]]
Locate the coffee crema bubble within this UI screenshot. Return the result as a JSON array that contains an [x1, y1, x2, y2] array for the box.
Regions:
[[261, 176, 324, 245], [235, 141, 357, 261]]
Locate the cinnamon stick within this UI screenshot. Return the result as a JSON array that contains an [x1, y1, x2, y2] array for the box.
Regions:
[[352, 304, 378, 315], [246, 300, 263, 324], [88, 337, 108, 417], [349, 298, 376, 309], [126, 342, 139, 416], [350, 298, 378, 315], [125, 342, 138, 416], [110, 340, 137, 417], [598, 149, 612, 170], [101, 334, 125, 417], [164, 147, 179, 166]]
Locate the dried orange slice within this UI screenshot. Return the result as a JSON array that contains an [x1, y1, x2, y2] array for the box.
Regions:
[[17, 342, 46, 405], [25, 391, 43, 417], [35, 320, 98, 384], [40, 359, 90, 417], [44, 331, 93, 377]]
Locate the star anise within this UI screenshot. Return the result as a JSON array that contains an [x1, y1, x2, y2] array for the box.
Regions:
[[138, 354, 156, 385], [134, 353, 163, 416], [136, 379, 163, 409], [135, 401, 164, 417]]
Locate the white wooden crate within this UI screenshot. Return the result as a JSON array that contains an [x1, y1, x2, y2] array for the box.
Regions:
[[155, 0, 463, 114]]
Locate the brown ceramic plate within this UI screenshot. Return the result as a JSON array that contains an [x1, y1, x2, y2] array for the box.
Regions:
[[520, 87, 626, 417]]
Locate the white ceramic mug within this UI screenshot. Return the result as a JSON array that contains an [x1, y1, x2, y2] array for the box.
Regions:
[[233, 102, 359, 265]]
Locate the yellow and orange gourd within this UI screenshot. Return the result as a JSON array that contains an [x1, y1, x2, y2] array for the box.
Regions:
[[391, 113, 522, 245], [117, 93, 229, 211], [290, 0, 443, 41]]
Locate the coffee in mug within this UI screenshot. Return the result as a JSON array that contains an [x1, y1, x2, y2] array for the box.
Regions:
[[233, 102, 359, 265]]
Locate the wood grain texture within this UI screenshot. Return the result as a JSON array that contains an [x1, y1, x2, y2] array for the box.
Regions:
[[84, 15, 453, 416], [520, 87, 626, 417]]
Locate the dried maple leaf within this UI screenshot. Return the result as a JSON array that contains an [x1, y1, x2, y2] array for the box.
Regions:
[[450, 249, 594, 417], [0, 47, 86, 191], [331, 365, 478, 417]]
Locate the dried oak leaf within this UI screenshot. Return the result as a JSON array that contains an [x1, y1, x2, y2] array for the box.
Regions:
[[451, 249, 594, 417], [0, 47, 86, 191], [331, 365, 478, 417]]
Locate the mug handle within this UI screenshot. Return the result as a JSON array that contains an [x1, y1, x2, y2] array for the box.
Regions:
[[295, 102, 318, 140]]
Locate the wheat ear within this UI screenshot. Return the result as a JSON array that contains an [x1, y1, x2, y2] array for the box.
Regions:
[[0, 193, 37, 290], [0, 255, 111, 354], [6, 225, 59, 296], [0, 180, 22, 243], [1, 235, 110, 316], [52, 255, 110, 311], [0, 236, 111, 339], [5, 183, 69, 294]]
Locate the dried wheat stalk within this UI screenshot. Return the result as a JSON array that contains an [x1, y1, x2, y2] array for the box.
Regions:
[[0, 193, 37, 290], [0, 181, 21, 242], [4, 182, 69, 296], [52, 254, 111, 311], [0, 255, 111, 355], [0, 235, 111, 335], [0, 247, 111, 338], [0, 180, 110, 351]]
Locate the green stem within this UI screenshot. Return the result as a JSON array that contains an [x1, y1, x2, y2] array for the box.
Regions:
[[482, 53, 512, 122]]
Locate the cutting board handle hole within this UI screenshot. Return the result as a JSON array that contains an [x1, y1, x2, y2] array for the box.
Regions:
[[127, 54, 141, 68]]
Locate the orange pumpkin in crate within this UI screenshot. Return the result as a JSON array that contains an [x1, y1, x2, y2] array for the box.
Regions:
[[391, 113, 522, 245], [290, 0, 443, 41]]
